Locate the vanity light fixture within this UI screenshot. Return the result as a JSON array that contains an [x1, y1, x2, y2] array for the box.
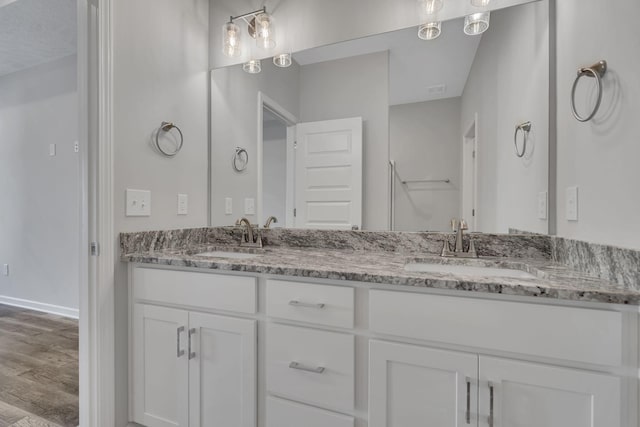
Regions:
[[420, 0, 444, 15], [273, 53, 292, 68], [222, 21, 241, 57], [464, 12, 490, 35], [470, 0, 491, 6], [222, 7, 277, 59], [255, 12, 276, 49], [243, 59, 262, 74], [418, 22, 442, 40]]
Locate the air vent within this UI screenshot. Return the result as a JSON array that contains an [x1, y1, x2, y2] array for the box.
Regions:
[[427, 84, 447, 95]]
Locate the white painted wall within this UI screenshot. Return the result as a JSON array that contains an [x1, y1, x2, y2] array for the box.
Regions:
[[460, 1, 549, 234], [0, 55, 79, 314], [390, 98, 461, 231], [555, 0, 640, 250], [299, 52, 390, 230]]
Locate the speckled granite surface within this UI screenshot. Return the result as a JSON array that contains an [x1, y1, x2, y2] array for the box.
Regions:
[[120, 228, 640, 305]]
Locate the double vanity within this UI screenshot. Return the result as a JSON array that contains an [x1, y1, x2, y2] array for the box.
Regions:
[[121, 227, 640, 427]]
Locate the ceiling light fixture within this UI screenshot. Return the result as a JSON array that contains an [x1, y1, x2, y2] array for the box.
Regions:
[[464, 12, 490, 35], [418, 22, 442, 40], [273, 53, 292, 68], [420, 0, 444, 15], [470, 0, 491, 6]]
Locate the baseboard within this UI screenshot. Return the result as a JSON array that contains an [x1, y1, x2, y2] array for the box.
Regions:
[[0, 295, 79, 319]]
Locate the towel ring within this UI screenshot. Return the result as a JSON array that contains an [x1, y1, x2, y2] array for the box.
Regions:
[[232, 147, 249, 172], [155, 121, 184, 157], [514, 121, 532, 158], [571, 60, 607, 122]]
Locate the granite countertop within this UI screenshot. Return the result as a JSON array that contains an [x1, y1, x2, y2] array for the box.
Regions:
[[121, 243, 640, 305]]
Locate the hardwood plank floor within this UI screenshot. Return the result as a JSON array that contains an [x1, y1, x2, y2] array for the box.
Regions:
[[0, 305, 78, 427]]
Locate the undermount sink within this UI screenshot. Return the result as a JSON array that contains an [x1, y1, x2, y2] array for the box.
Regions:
[[195, 251, 260, 260], [404, 262, 536, 279]]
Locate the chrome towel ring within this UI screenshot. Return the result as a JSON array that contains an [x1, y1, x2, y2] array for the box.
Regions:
[[514, 121, 531, 158], [571, 60, 607, 122], [154, 121, 184, 157], [232, 147, 249, 172]]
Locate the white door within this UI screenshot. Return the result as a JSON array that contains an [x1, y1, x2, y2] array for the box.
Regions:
[[132, 304, 189, 427], [188, 312, 257, 427], [479, 357, 621, 427], [295, 117, 363, 230], [369, 340, 478, 427], [462, 117, 477, 230]]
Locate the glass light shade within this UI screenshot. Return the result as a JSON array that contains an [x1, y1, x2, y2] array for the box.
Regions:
[[243, 59, 262, 74], [273, 53, 292, 68], [464, 12, 490, 35], [418, 22, 442, 40], [420, 0, 444, 15], [222, 21, 241, 57], [470, 0, 491, 6], [255, 13, 276, 49]]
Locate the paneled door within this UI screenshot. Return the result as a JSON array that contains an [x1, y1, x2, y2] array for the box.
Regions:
[[295, 117, 362, 230], [478, 356, 621, 427], [188, 312, 257, 427], [369, 340, 478, 427], [132, 304, 189, 427]]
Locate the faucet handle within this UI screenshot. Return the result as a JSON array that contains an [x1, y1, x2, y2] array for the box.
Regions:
[[450, 218, 459, 231], [459, 219, 468, 230]]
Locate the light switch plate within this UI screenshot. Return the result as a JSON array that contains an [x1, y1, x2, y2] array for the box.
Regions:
[[225, 197, 233, 215], [177, 194, 188, 215], [126, 189, 151, 217], [566, 186, 578, 221], [537, 191, 548, 220], [49, 144, 56, 156], [244, 198, 255, 215]]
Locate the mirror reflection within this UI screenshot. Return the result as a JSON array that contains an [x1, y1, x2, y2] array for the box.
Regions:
[[211, 0, 549, 233]]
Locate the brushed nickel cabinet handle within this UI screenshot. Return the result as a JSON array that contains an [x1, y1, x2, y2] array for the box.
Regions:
[[176, 326, 185, 358], [288, 300, 326, 309], [465, 377, 471, 424], [488, 381, 495, 427], [188, 328, 196, 360], [289, 361, 325, 374]]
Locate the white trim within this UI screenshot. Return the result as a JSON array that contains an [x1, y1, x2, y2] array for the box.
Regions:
[[0, 296, 79, 319], [256, 92, 298, 225]]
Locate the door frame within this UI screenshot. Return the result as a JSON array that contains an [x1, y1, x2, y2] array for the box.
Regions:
[[462, 114, 478, 231], [256, 92, 297, 227]]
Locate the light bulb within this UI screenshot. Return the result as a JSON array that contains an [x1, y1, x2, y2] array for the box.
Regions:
[[418, 22, 442, 40], [420, 0, 444, 15], [273, 53, 292, 68], [243, 59, 262, 74], [464, 12, 490, 35], [255, 13, 276, 49], [471, 0, 491, 6], [222, 22, 241, 57]]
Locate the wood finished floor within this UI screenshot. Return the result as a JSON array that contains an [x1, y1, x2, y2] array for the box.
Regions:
[[0, 305, 78, 427]]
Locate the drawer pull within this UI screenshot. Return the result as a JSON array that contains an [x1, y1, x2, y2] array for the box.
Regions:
[[176, 326, 185, 358], [465, 377, 471, 424], [289, 361, 326, 374], [188, 328, 196, 360], [488, 381, 495, 427], [289, 300, 326, 309]]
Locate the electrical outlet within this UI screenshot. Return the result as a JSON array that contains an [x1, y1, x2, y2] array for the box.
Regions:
[[225, 197, 233, 215], [126, 189, 151, 217], [2, 264, 8, 276], [537, 191, 548, 220], [244, 198, 255, 215], [74, 141, 80, 153], [177, 194, 188, 215], [566, 186, 578, 221], [49, 144, 56, 156]]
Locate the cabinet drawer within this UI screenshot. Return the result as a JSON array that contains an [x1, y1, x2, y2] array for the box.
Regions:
[[369, 290, 623, 366], [266, 324, 354, 411], [266, 396, 354, 427], [132, 267, 257, 314], [266, 280, 354, 328]]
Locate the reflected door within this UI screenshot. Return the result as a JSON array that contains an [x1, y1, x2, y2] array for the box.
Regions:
[[295, 117, 363, 230]]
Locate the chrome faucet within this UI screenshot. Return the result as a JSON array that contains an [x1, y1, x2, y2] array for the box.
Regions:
[[441, 218, 478, 258], [264, 216, 278, 229], [235, 217, 263, 248]]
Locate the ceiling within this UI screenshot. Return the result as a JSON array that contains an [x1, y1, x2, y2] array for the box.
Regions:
[[0, 0, 76, 78], [293, 18, 482, 106]]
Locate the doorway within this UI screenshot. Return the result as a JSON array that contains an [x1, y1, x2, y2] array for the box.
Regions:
[[462, 116, 478, 231]]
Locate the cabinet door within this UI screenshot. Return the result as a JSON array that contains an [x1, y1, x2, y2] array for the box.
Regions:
[[188, 312, 257, 427], [369, 340, 478, 427], [479, 357, 621, 427], [132, 304, 189, 427]]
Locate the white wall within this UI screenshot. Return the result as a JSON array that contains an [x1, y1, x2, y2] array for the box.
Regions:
[[390, 98, 461, 231], [461, 1, 549, 234], [210, 60, 300, 225], [299, 52, 390, 230], [555, 0, 640, 250], [0, 55, 79, 313]]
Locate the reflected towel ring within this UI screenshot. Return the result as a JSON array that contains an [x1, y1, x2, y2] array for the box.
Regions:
[[571, 60, 607, 122], [232, 147, 249, 172], [155, 121, 184, 157], [514, 121, 532, 158]]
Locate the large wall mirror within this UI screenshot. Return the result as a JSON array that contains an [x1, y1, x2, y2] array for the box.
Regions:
[[210, 0, 551, 234]]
